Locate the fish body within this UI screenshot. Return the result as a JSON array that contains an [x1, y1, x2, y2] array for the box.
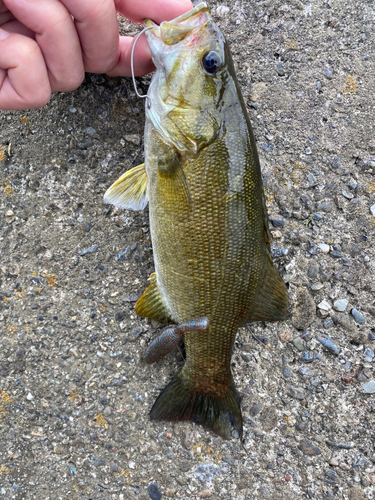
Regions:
[[104, 3, 289, 439]]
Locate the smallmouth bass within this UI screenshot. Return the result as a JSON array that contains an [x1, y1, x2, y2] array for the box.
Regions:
[[104, 3, 289, 439]]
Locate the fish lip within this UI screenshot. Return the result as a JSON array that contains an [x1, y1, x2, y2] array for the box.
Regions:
[[144, 2, 211, 47]]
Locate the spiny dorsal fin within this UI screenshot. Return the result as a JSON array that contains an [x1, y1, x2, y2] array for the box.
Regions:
[[104, 163, 148, 211], [135, 274, 173, 324], [245, 264, 289, 323]]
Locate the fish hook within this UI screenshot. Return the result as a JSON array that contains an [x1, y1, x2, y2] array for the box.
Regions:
[[130, 26, 155, 108]]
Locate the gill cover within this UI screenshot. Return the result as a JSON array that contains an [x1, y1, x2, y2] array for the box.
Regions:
[[144, 2, 226, 154]]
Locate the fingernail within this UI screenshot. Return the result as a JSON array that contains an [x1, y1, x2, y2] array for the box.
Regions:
[[0, 29, 10, 41], [176, 0, 192, 4]]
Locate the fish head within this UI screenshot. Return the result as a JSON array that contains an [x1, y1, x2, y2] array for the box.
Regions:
[[145, 3, 232, 154]]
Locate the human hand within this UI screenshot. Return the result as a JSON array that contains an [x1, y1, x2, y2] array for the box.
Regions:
[[0, 0, 193, 110]]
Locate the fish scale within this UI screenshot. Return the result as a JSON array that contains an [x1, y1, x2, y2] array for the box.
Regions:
[[104, 2, 289, 439]]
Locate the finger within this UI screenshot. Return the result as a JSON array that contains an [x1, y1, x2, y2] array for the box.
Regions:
[[4, 0, 84, 92], [59, 0, 120, 74], [1, 18, 34, 38], [0, 30, 51, 110], [115, 0, 193, 24], [106, 35, 154, 77]]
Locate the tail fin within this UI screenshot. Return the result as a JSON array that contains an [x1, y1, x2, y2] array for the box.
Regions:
[[150, 375, 242, 440]]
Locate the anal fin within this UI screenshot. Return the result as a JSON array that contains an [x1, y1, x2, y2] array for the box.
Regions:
[[104, 163, 148, 211], [135, 273, 172, 324], [246, 264, 289, 323]]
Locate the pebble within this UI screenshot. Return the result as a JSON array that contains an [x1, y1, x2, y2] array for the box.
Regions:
[[115, 310, 126, 321], [241, 353, 251, 362], [369, 332, 375, 341], [282, 367, 291, 377], [293, 336, 304, 351], [128, 326, 143, 341], [288, 386, 305, 400], [301, 352, 320, 363], [123, 295, 139, 302], [279, 329, 293, 343], [271, 230, 282, 239], [360, 380, 375, 394], [370, 204, 375, 217], [115, 247, 132, 261], [351, 308, 365, 323], [292, 288, 316, 330], [363, 348, 374, 362], [323, 318, 333, 329], [250, 403, 262, 416], [342, 190, 354, 200], [85, 127, 96, 135], [124, 134, 141, 146], [78, 244, 98, 256], [311, 282, 324, 291], [269, 216, 285, 227], [270, 246, 288, 258], [148, 483, 162, 500], [5, 210, 14, 216], [318, 299, 331, 311], [299, 439, 321, 456], [317, 335, 340, 355], [197, 491, 212, 499], [323, 68, 332, 79], [318, 243, 330, 253], [333, 299, 348, 312], [26, 392, 33, 400], [307, 263, 319, 279], [330, 312, 356, 333], [316, 200, 331, 212], [215, 5, 230, 17], [330, 251, 342, 258]]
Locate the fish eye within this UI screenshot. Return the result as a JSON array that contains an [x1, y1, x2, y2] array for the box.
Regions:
[[201, 51, 222, 75]]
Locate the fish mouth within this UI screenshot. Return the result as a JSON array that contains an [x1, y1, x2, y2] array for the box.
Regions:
[[144, 2, 211, 46]]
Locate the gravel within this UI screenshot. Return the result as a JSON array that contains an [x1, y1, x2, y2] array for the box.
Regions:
[[1, 1, 375, 499]]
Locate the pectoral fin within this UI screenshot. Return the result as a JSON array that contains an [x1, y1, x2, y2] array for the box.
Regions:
[[103, 163, 148, 211], [135, 273, 172, 324], [157, 153, 192, 214]]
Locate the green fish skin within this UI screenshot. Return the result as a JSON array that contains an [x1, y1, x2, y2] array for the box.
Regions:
[[104, 3, 289, 440]]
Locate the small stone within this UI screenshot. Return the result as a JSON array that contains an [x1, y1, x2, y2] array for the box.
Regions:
[[316, 200, 331, 212], [148, 483, 162, 500], [124, 134, 141, 146], [54, 445, 68, 455], [330, 457, 339, 466], [363, 347, 374, 362], [318, 243, 330, 253], [360, 380, 375, 394], [292, 288, 316, 330], [128, 326, 143, 341], [279, 329, 293, 343], [323, 68, 332, 79], [94, 458, 105, 467], [317, 335, 340, 355], [323, 318, 334, 329], [269, 216, 285, 228], [333, 299, 348, 312], [351, 308, 366, 324], [330, 250, 342, 258], [6, 210, 14, 216], [271, 230, 282, 239], [115, 310, 126, 322], [299, 439, 321, 456], [370, 204, 375, 217], [197, 491, 212, 498], [85, 127, 96, 135], [26, 392, 33, 400], [369, 332, 375, 341], [307, 263, 319, 279], [115, 247, 131, 261], [215, 5, 230, 17], [111, 464, 119, 473], [311, 282, 324, 291], [250, 403, 262, 416], [318, 299, 331, 311], [288, 386, 305, 400], [78, 244, 98, 256], [330, 312, 356, 334], [241, 353, 251, 362], [342, 190, 354, 200], [282, 367, 291, 377], [292, 336, 304, 351]]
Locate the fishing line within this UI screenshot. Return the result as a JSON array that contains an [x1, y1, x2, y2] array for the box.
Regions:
[[130, 26, 155, 107]]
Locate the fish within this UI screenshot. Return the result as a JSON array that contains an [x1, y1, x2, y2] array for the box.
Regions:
[[104, 2, 289, 440]]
